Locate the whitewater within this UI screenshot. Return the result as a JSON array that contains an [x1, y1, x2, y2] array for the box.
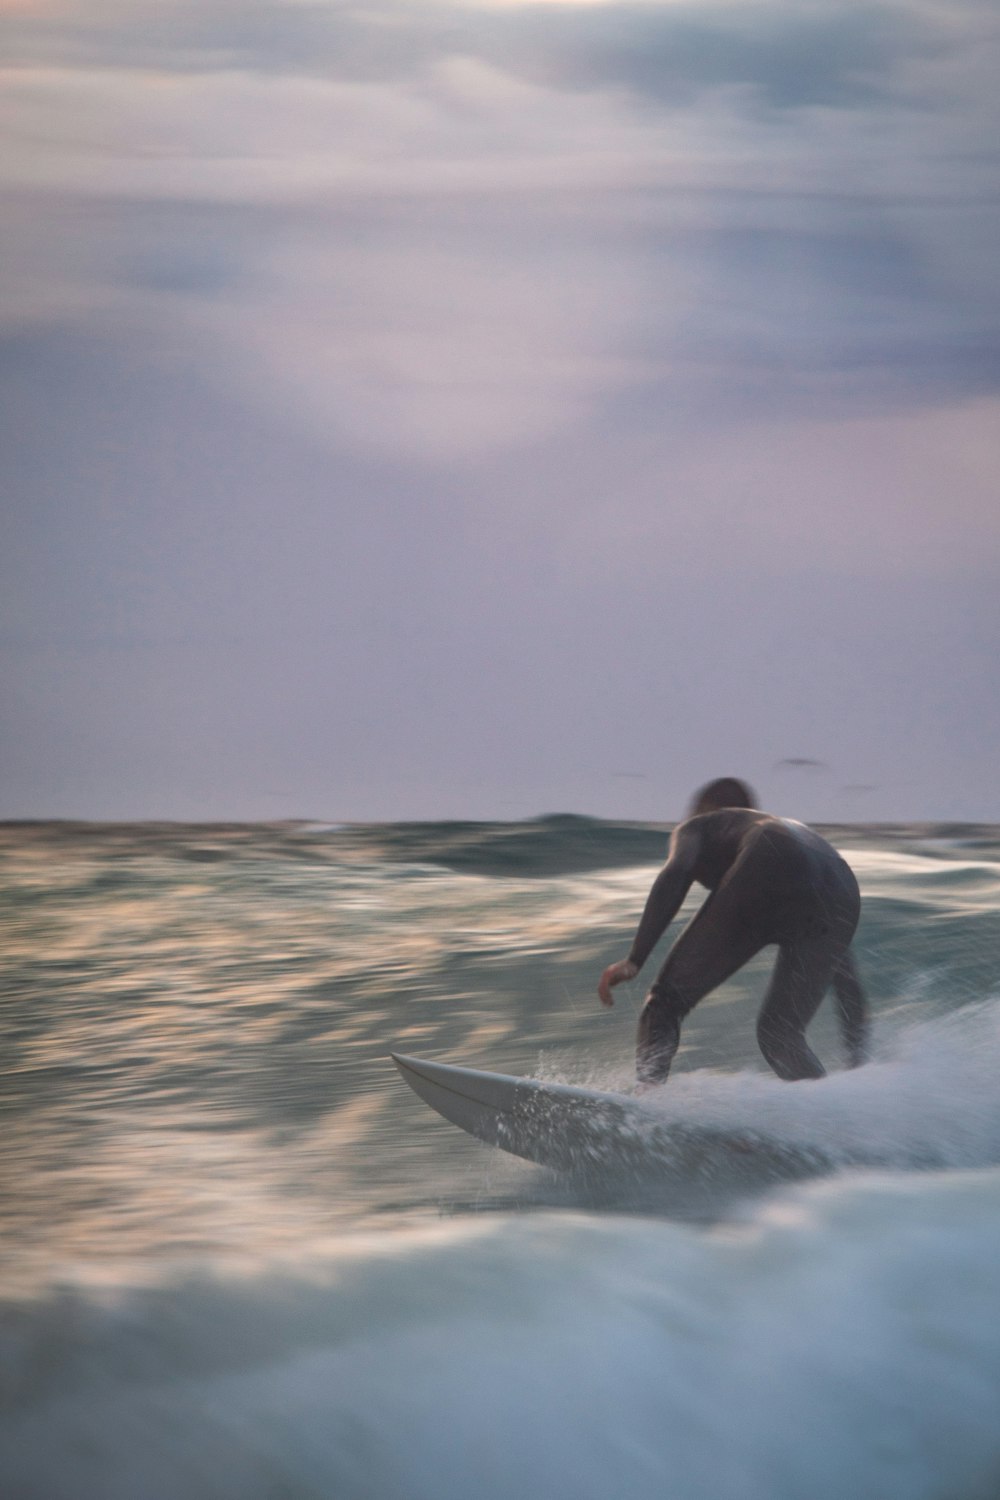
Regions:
[[2, 816, 1000, 1499]]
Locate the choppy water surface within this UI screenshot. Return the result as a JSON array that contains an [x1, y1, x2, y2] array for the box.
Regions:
[[3, 817, 1000, 1499]]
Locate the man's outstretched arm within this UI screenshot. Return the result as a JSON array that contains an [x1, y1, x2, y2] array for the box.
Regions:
[[598, 826, 698, 1006]]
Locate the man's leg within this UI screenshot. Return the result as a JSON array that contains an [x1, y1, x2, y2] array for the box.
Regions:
[[637, 899, 766, 1083], [755, 939, 834, 1081], [832, 948, 870, 1067]]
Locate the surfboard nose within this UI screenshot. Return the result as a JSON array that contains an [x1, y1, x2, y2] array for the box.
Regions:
[[392, 1052, 515, 1111], [391, 1052, 457, 1100], [392, 1051, 518, 1146], [390, 1052, 440, 1084]]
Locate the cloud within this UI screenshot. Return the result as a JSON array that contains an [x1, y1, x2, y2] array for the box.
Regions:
[[0, 0, 952, 110], [202, 209, 650, 458], [1, 0, 998, 461], [479, 0, 944, 110]]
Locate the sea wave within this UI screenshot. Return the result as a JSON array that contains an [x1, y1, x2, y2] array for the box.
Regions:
[[3, 1166, 1000, 1500]]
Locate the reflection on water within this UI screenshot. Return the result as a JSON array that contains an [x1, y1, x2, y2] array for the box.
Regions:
[[2, 818, 1000, 1281]]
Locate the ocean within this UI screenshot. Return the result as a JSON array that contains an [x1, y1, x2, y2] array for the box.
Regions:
[[2, 815, 1000, 1499]]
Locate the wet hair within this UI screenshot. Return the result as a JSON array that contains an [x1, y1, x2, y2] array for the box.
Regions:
[[689, 777, 757, 816]]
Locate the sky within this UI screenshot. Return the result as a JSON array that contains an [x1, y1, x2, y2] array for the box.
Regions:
[[2, 0, 999, 825]]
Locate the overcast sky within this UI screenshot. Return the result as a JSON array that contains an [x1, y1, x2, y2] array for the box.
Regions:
[[2, 0, 999, 824]]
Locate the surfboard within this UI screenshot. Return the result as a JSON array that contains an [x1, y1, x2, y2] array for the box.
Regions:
[[391, 1052, 827, 1184]]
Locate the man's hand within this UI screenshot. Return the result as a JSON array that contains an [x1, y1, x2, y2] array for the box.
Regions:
[[598, 958, 638, 1007]]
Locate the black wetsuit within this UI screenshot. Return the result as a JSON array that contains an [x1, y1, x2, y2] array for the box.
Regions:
[[629, 810, 868, 1083]]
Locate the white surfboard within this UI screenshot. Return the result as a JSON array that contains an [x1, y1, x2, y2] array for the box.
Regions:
[[391, 1052, 828, 1183]]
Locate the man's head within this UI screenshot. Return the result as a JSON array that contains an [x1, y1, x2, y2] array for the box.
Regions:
[[689, 777, 757, 816]]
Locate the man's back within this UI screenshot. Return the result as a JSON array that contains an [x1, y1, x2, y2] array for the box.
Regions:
[[677, 809, 851, 900]]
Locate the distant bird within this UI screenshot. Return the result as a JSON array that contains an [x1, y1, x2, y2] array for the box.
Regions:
[[773, 758, 829, 771]]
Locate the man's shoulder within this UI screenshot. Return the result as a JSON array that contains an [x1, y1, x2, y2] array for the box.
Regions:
[[669, 808, 771, 866], [678, 808, 772, 837]]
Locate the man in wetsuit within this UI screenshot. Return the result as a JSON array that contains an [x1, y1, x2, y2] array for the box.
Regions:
[[598, 777, 869, 1084]]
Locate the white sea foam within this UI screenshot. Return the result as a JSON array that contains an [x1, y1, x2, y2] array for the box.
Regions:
[[3, 1166, 1000, 1500], [632, 997, 1000, 1172]]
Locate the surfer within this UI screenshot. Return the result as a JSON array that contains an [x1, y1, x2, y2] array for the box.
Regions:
[[598, 778, 869, 1084]]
